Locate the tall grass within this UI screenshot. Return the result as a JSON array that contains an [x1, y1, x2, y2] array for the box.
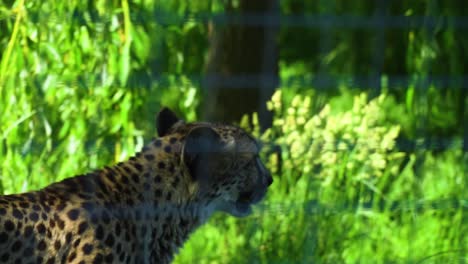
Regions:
[[178, 91, 467, 263], [0, 0, 466, 263]]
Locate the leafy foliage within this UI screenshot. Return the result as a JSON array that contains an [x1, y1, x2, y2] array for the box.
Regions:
[[0, 0, 466, 263], [212, 90, 466, 263]]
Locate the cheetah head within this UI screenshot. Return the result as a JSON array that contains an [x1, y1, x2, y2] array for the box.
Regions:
[[157, 108, 273, 217]]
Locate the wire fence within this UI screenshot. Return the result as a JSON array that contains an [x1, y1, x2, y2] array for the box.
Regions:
[[153, 12, 468, 29], [1, 6, 467, 152], [5, 10, 468, 29], [0, 6, 467, 263], [51, 73, 468, 91], [13, 8, 463, 149], [1, 5, 466, 156], [252, 198, 468, 215]]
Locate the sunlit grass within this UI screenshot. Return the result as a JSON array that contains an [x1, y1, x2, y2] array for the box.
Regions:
[[175, 92, 467, 263], [0, 0, 466, 263]]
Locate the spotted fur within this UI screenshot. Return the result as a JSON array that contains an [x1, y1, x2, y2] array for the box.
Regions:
[[0, 108, 272, 264]]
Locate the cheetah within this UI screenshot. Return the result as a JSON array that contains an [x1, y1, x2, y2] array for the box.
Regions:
[[0, 108, 272, 263]]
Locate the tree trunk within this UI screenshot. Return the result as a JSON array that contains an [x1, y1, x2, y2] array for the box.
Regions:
[[201, 0, 279, 130]]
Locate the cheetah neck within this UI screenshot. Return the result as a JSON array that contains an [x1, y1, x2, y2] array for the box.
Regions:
[[101, 138, 212, 260], [42, 137, 212, 263]]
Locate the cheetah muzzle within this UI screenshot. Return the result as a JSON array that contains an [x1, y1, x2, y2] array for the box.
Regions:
[[0, 107, 272, 264]]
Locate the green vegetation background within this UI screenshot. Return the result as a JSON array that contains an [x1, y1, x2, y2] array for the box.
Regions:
[[0, 0, 467, 263]]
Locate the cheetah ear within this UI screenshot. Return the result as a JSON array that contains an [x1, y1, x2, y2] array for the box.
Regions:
[[182, 126, 224, 182], [156, 107, 182, 137]]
